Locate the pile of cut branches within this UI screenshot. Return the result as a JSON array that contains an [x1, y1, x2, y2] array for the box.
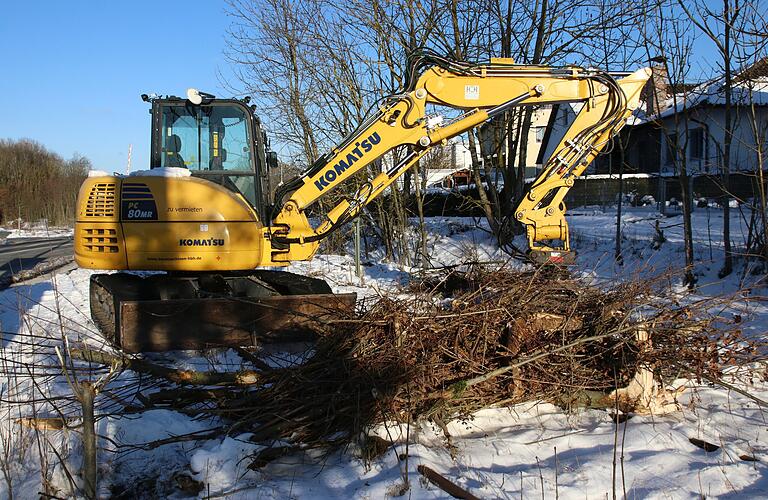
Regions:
[[82, 267, 757, 457]]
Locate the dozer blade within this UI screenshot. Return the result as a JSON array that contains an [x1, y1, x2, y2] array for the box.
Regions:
[[89, 272, 356, 353]]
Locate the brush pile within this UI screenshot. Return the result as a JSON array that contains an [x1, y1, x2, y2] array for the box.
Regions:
[[94, 267, 756, 456]]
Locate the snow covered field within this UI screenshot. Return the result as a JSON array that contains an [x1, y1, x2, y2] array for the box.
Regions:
[[0, 208, 766, 498]]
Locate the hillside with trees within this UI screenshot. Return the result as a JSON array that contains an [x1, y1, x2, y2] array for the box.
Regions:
[[0, 139, 89, 227]]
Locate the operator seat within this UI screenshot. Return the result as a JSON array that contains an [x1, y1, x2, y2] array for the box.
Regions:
[[164, 134, 186, 168]]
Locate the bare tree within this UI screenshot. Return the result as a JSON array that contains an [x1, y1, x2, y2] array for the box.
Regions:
[[225, 0, 323, 165], [742, 69, 768, 267], [677, 0, 750, 277], [641, 2, 698, 286], [730, 9, 768, 270], [223, 0, 646, 262], [0, 140, 89, 227], [586, 0, 647, 263], [435, 0, 646, 244]]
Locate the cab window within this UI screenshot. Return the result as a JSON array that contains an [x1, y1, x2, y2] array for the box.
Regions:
[[159, 104, 253, 172]]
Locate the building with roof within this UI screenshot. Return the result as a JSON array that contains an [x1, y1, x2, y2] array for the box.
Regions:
[[630, 59, 768, 178], [537, 59, 768, 208]]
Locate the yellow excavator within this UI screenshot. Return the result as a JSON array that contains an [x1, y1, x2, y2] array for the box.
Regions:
[[75, 51, 650, 352]]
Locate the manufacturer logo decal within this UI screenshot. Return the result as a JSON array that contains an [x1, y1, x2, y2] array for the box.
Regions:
[[179, 238, 225, 246], [121, 183, 158, 220], [314, 132, 381, 191]]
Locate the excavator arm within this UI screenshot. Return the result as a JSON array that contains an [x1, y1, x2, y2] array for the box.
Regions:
[[270, 53, 650, 264]]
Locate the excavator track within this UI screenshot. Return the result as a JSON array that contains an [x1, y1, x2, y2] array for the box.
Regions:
[[89, 271, 356, 353]]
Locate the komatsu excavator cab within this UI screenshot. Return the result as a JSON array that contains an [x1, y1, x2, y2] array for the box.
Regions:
[[147, 94, 276, 218], [75, 93, 288, 273]]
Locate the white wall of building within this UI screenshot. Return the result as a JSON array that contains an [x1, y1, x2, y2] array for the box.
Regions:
[[658, 105, 768, 175]]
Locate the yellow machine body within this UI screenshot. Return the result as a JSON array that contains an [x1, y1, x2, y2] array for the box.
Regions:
[[74, 175, 318, 271], [76, 53, 651, 272]]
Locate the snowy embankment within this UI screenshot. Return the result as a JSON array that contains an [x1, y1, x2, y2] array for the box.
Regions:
[[0, 209, 766, 498], [2, 227, 74, 240]]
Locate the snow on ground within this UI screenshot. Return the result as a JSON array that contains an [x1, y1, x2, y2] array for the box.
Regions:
[[2, 226, 74, 239], [0, 208, 766, 498]]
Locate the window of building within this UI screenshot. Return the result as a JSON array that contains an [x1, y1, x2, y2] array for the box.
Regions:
[[689, 128, 704, 160], [665, 133, 678, 165], [534, 127, 545, 143]]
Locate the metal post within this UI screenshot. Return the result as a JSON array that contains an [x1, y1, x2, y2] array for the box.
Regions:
[[354, 217, 362, 279]]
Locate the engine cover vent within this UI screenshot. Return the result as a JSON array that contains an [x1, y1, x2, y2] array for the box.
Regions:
[[85, 183, 116, 217]]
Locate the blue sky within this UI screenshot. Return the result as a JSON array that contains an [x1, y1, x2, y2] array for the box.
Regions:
[[0, 2, 729, 173], [0, 1, 234, 173]]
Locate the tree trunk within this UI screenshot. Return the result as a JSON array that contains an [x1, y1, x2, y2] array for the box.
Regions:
[[413, 162, 429, 268], [720, 0, 734, 277], [468, 131, 498, 232], [80, 383, 97, 500], [679, 140, 697, 287]]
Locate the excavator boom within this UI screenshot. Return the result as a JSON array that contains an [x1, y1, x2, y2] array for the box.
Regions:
[[271, 54, 650, 263]]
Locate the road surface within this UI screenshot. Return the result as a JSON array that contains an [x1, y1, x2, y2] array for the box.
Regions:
[[0, 237, 74, 283]]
